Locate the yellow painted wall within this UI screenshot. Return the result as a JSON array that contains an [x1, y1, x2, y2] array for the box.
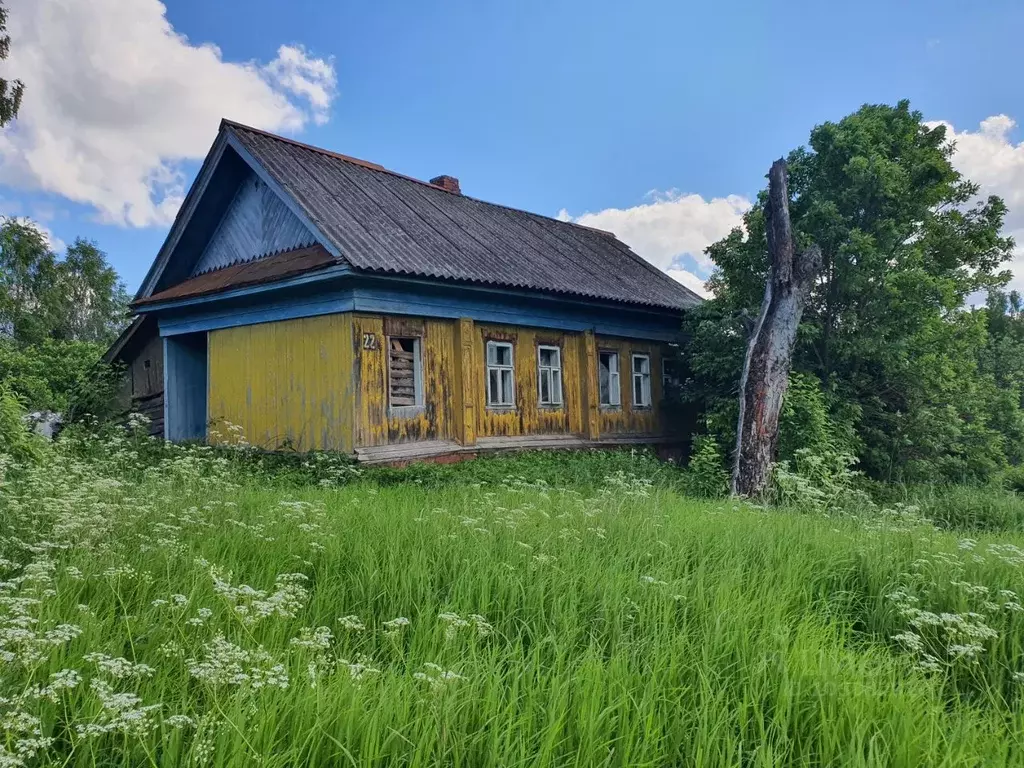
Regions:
[[351, 315, 456, 447], [207, 314, 354, 452], [473, 323, 586, 438], [595, 336, 664, 436], [206, 310, 673, 454]]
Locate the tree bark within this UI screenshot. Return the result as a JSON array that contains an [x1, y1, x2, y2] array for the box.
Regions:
[[731, 159, 821, 498]]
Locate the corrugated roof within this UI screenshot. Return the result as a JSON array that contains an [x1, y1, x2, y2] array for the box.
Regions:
[[225, 121, 702, 311], [135, 245, 335, 306]]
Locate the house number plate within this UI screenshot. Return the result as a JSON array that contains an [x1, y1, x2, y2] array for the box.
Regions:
[[362, 333, 379, 350]]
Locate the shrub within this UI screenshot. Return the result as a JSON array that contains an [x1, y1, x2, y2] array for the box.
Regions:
[[682, 436, 729, 498], [0, 382, 45, 463], [1001, 465, 1024, 495], [772, 448, 868, 512]]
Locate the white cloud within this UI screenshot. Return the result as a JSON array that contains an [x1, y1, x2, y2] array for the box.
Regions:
[[665, 268, 711, 298], [929, 115, 1024, 289], [559, 190, 750, 297], [36, 224, 66, 255], [0, 0, 337, 228]]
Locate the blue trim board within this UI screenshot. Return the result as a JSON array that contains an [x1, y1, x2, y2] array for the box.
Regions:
[[141, 263, 354, 313], [154, 273, 683, 341]]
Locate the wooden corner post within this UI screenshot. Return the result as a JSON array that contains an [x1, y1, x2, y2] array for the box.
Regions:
[[582, 329, 600, 440], [453, 317, 477, 446]]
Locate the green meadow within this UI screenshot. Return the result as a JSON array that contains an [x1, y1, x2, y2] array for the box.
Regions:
[[3, 435, 1024, 766]]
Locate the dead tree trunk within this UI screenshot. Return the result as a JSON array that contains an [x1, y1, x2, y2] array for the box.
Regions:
[[731, 159, 821, 498]]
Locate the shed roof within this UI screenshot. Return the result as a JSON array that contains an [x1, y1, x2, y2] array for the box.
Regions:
[[223, 121, 702, 312], [135, 244, 335, 306]]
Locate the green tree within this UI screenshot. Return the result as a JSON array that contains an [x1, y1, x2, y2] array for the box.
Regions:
[[0, 218, 129, 418], [0, 0, 24, 126], [691, 101, 1016, 484], [0, 217, 129, 346]]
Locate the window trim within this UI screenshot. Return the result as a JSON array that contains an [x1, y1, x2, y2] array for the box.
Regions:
[[631, 353, 652, 408], [537, 344, 563, 407], [485, 340, 516, 409], [598, 350, 621, 408], [387, 335, 424, 413], [662, 355, 679, 392]]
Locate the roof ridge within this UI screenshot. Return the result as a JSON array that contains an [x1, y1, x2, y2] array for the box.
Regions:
[[219, 118, 618, 238]]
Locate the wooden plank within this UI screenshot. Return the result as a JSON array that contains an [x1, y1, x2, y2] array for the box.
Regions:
[[384, 316, 424, 338]]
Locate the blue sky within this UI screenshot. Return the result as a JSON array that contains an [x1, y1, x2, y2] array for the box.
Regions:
[[3, 0, 1024, 295]]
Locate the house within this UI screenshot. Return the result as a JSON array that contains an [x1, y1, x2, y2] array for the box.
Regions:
[[103, 315, 164, 436], [120, 119, 702, 463]]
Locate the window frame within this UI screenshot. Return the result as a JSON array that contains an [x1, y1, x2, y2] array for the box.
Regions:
[[387, 335, 424, 412], [536, 344, 563, 407], [598, 350, 621, 408], [485, 340, 516, 409], [662, 355, 679, 393], [631, 353, 652, 408]]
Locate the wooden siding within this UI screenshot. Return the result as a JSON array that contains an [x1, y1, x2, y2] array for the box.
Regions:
[[207, 315, 353, 452], [156, 276, 683, 341], [191, 310, 675, 455], [474, 323, 586, 439], [191, 172, 316, 276], [123, 333, 165, 437], [352, 315, 456, 447], [129, 334, 164, 399], [595, 337, 664, 436]]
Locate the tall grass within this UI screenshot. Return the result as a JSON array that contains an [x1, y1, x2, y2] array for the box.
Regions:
[[2, 435, 1024, 765]]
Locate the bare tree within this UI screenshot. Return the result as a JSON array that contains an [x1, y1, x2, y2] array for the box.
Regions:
[[731, 159, 821, 498]]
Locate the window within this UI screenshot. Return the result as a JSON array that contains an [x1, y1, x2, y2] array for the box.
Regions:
[[632, 354, 652, 407], [388, 337, 422, 408], [599, 351, 620, 407], [537, 345, 563, 406], [662, 355, 679, 393], [486, 341, 515, 407]]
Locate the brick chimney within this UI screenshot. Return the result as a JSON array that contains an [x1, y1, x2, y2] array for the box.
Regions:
[[430, 175, 461, 194]]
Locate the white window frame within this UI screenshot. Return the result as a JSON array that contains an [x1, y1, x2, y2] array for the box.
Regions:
[[599, 350, 621, 407], [537, 345, 563, 406], [486, 340, 515, 408], [631, 353, 652, 408], [387, 336, 424, 411]]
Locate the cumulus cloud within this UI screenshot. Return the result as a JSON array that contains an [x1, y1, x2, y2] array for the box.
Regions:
[[559, 190, 751, 298], [0, 0, 337, 228], [930, 115, 1024, 289], [666, 268, 712, 298]]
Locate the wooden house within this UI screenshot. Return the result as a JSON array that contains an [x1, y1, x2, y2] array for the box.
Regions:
[[122, 120, 702, 462]]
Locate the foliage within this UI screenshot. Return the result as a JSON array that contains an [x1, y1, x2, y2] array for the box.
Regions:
[[0, 337, 123, 417], [1003, 465, 1024, 495], [689, 101, 1018, 485], [0, 217, 129, 347], [0, 0, 23, 127], [681, 435, 729, 498], [0, 382, 44, 463], [3, 436, 1024, 764], [772, 448, 867, 513]]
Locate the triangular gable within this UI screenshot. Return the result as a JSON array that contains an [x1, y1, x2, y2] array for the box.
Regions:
[[191, 170, 317, 276], [135, 123, 341, 301]]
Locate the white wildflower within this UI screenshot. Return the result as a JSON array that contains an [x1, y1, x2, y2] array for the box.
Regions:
[[337, 615, 365, 632]]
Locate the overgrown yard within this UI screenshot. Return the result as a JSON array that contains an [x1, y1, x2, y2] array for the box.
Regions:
[[3, 437, 1024, 766]]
